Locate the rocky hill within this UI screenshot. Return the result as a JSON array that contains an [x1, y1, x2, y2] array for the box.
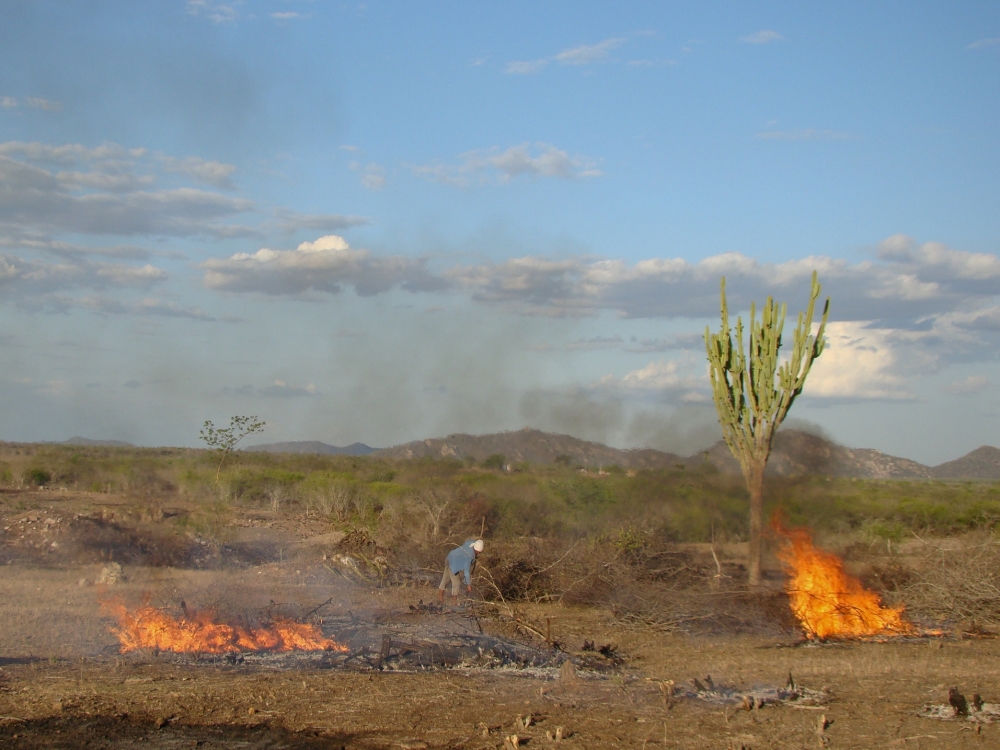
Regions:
[[374, 428, 686, 469], [698, 430, 934, 479], [932, 446, 1000, 480], [244, 440, 376, 456]]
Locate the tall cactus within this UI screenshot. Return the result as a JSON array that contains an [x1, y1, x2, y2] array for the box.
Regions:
[[704, 270, 829, 587]]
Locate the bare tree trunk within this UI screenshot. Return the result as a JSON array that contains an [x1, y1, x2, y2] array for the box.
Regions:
[[746, 463, 765, 588]]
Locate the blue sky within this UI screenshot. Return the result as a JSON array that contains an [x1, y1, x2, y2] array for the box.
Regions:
[[2, 1, 999, 464]]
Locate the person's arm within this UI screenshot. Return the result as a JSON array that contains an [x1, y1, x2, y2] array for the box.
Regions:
[[463, 551, 474, 590]]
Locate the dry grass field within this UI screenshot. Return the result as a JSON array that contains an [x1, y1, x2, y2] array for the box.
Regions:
[[0, 483, 998, 749]]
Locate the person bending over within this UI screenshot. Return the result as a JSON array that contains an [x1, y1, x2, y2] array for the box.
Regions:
[[437, 538, 484, 607]]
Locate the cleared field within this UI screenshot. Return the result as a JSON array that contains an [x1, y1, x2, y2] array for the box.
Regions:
[[0, 473, 997, 748]]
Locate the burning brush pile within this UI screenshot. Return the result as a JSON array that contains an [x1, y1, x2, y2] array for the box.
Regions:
[[102, 599, 348, 655], [773, 520, 914, 640]]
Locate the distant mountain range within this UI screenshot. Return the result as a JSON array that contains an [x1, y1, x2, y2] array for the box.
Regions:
[[53, 430, 1000, 480], [373, 427, 1000, 480], [243, 440, 376, 456]]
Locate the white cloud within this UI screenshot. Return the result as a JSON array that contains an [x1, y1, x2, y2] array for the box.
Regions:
[[201, 234, 446, 296], [186, 0, 240, 23], [615, 360, 701, 391], [505, 59, 548, 75], [600, 358, 707, 404], [967, 37, 1000, 49], [412, 143, 600, 187], [1, 97, 17, 108], [943, 375, 990, 396], [805, 322, 913, 400], [94, 264, 167, 285], [0, 253, 167, 297], [350, 161, 387, 190], [756, 129, 851, 141], [0, 142, 255, 237], [271, 12, 305, 20], [741, 30, 784, 44], [447, 236, 1000, 325], [159, 156, 237, 190], [554, 38, 626, 65], [506, 36, 636, 75]]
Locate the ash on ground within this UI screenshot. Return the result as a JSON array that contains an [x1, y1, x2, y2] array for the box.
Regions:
[[675, 675, 828, 709], [919, 688, 1000, 723]]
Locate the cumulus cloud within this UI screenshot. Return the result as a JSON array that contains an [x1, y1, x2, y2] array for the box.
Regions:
[[614, 360, 703, 392], [1, 97, 16, 108], [804, 322, 914, 401], [201, 234, 447, 296], [943, 375, 990, 396], [198, 232, 1000, 394], [741, 30, 784, 44], [412, 143, 600, 187], [446, 237, 1000, 325]]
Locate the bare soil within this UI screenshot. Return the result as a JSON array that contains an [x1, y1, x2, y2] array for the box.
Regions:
[[0, 490, 997, 749]]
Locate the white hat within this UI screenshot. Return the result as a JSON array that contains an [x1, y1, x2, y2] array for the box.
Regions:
[[472, 539, 485, 552]]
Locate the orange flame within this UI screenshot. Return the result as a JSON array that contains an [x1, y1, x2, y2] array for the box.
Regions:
[[102, 599, 349, 654], [772, 520, 912, 639]]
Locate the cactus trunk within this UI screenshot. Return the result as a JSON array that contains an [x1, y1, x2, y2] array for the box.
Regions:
[[747, 461, 765, 587]]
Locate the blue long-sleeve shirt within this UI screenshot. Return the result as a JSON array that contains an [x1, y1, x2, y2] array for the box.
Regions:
[[446, 540, 478, 583]]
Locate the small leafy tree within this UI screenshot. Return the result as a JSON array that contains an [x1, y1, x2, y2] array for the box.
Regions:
[[482, 454, 506, 470], [704, 270, 829, 587], [199, 415, 265, 484]]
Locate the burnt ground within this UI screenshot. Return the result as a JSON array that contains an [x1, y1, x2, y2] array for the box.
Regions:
[[0, 491, 998, 748]]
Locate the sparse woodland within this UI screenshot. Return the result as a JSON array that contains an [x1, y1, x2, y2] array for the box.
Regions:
[[3, 440, 1000, 631]]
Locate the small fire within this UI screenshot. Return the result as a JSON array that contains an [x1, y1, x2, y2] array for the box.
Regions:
[[102, 599, 349, 654], [773, 520, 913, 639]]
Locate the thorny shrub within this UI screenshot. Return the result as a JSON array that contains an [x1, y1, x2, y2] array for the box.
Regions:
[[474, 531, 796, 635], [892, 533, 1000, 629]]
